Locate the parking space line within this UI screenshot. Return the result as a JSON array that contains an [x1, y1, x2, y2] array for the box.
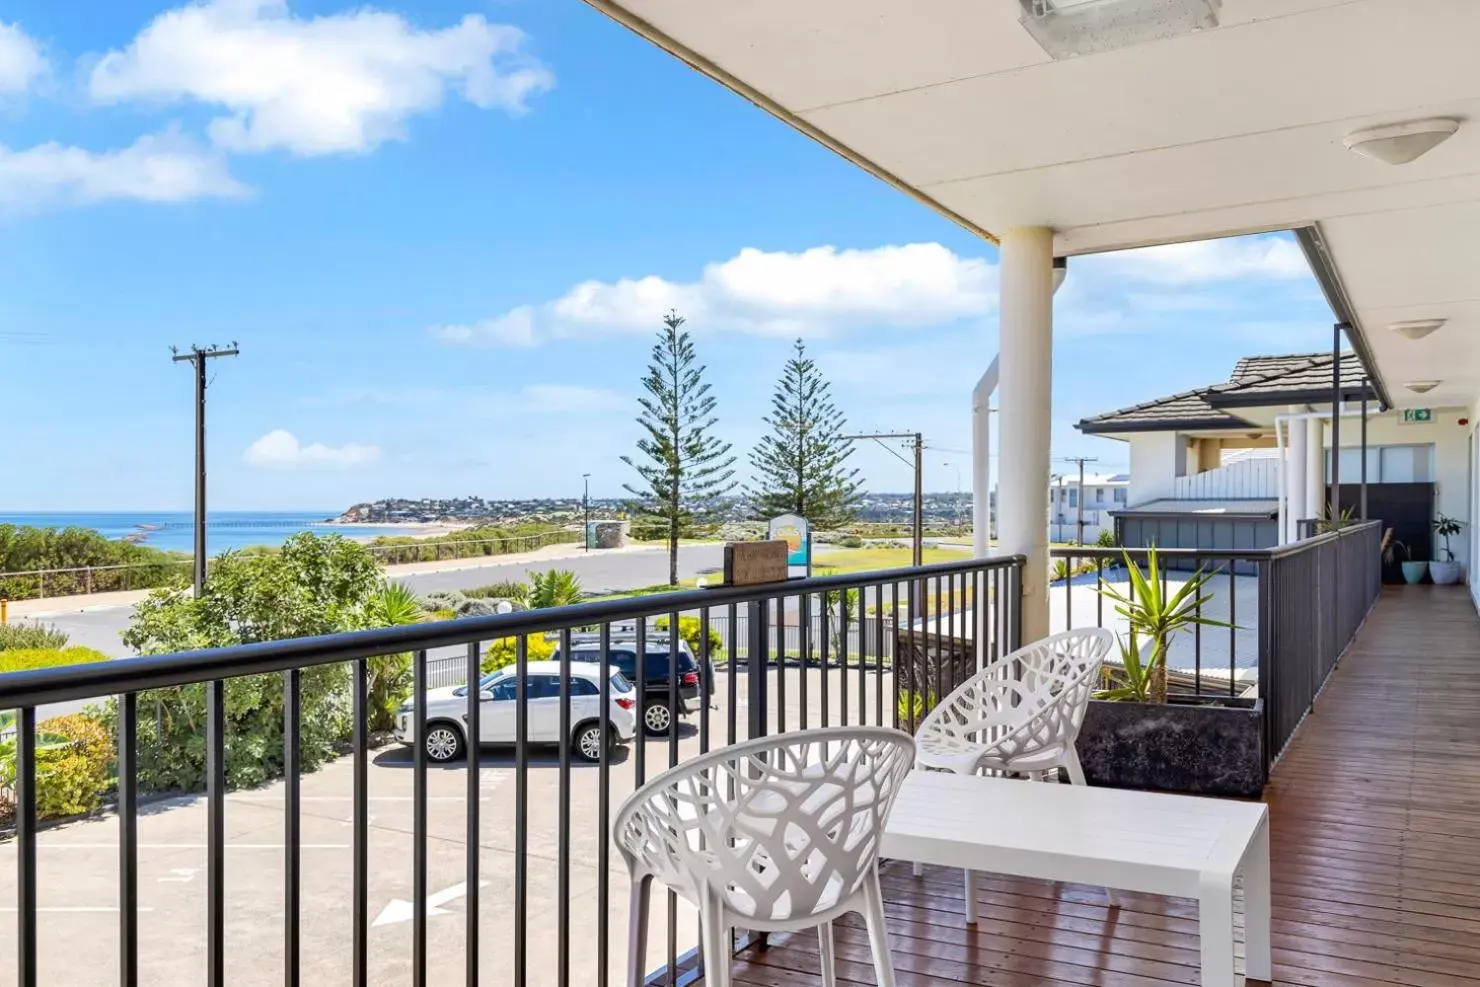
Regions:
[[0, 906, 157, 913], [10, 843, 351, 850]]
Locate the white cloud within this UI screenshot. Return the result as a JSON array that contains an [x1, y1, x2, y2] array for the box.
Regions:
[[1097, 236, 1309, 284], [245, 429, 381, 469], [0, 131, 247, 209], [433, 243, 997, 347], [89, 0, 554, 156], [0, 22, 46, 93], [518, 384, 627, 414]]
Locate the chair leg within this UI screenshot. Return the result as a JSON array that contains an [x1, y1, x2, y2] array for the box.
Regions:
[[963, 868, 978, 924], [1064, 747, 1087, 786], [698, 891, 732, 987], [863, 871, 898, 987], [818, 920, 837, 987], [626, 874, 651, 987]]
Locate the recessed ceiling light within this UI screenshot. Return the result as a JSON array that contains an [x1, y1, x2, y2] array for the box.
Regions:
[[1018, 0, 1221, 60], [1343, 119, 1459, 165], [1391, 319, 1445, 340], [1404, 380, 1441, 394]]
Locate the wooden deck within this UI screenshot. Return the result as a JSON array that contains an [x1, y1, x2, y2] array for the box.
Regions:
[[718, 585, 1480, 986]]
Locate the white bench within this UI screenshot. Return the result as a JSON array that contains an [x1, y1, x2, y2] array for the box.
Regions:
[[882, 771, 1271, 987]]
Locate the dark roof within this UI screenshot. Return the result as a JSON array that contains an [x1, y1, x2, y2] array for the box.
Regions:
[[1078, 350, 1374, 435], [1207, 352, 1369, 407]]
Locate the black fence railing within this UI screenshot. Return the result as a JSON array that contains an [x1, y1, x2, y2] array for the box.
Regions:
[[0, 554, 1022, 987], [1050, 521, 1383, 768]]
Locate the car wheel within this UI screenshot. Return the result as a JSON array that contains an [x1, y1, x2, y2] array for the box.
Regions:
[[573, 723, 607, 763], [642, 701, 673, 736], [424, 723, 465, 763]]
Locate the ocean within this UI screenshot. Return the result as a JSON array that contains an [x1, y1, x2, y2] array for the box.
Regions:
[[0, 512, 420, 554]]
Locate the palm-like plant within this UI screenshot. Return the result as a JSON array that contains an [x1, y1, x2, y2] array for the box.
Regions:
[[1096, 547, 1233, 703], [527, 569, 583, 609], [361, 581, 425, 733]]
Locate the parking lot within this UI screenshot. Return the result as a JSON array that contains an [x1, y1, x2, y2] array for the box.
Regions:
[[0, 664, 895, 986]]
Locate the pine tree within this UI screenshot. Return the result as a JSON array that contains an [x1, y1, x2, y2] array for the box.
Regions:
[[622, 311, 737, 585], [747, 339, 862, 527]]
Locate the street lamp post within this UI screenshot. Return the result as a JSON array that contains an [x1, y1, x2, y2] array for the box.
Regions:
[[582, 473, 591, 552]]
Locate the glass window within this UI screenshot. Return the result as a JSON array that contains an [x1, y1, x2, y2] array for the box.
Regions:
[[528, 675, 562, 699], [1068, 489, 1078, 507], [1114, 487, 1127, 503], [610, 671, 634, 693], [1095, 488, 1105, 502], [568, 677, 600, 697], [488, 678, 518, 701]]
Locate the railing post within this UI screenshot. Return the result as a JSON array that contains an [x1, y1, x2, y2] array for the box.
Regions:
[[746, 599, 768, 740], [1256, 557, 1274, 780], [1008, 561, 1023, 652]]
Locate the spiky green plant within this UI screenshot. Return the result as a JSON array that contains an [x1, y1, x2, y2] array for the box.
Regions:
[[361, 581, 425, 733], [527, 569, 583, 609], [1095, 547, 1233, 703]]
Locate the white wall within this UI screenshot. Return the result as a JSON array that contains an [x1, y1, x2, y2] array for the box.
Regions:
[[1127, 432, 1186, 505]]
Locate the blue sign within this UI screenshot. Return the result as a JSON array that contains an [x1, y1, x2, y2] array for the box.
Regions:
[[768, 513, 811, 572]]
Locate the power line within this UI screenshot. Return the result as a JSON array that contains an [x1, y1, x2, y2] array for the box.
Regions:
[[844, 432, 924, 567]]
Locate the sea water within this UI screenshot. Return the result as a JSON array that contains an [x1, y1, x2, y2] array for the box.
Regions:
[[0, 511, 417, 553]]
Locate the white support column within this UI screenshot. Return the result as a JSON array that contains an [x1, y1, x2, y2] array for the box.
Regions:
[[1305, 416, 1325, 523], [1285, 407, 1306, 543], [997, 227, 1055, 644], [971, 358, 999, 559]]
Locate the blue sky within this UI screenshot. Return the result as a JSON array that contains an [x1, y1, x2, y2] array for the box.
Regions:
[[0, 0, 1339, 511]]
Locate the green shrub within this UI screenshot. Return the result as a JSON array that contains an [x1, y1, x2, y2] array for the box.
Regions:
[[464, 581, 530, 603], [527, 569, 582, 609], [0, 623, 70, 652], [1096, 528, 1118, 548], [655, 615, 723, 660], [0, 646, 108, 674], [482, 634, 556, 674], [839, 535, 865, 549], [34, 714, 114, 820]]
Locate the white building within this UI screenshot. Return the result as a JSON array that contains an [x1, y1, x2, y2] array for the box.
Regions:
[[1078, 352, 1467, 576], [1048, 472, 1129, 543]]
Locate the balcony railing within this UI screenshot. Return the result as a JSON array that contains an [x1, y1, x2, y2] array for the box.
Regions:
[[0, 554, 1022, 986], [1051, 520, 1383, 768]]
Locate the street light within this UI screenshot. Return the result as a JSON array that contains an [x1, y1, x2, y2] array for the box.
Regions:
[[582, 473, 592, 552]]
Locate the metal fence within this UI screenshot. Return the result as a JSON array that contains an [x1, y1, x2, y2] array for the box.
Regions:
[[1050, 520, 1383, 767], [0, 553, 1023, 987]]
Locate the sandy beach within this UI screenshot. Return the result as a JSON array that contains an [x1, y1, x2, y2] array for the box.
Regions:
[[321, 520, 475, 540]]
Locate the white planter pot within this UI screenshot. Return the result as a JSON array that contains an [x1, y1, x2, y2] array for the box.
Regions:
[[1429, 560, 1465, 585]]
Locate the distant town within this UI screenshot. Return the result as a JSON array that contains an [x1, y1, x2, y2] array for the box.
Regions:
[[329, 492, 980, 529]]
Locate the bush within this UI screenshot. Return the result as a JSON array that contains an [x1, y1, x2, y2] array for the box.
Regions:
[[482, 634, 556, 675], [0, 623, 70, 652], [0, 646, 108, 674], [838, 536, 865, 549], [655, 615, 723, 660], [464, 581, 530, 603], [1096, 529, 1118, 548], [34, 715, 114, 820]]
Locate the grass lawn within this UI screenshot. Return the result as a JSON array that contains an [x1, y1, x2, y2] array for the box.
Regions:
[[814, 545, 971, 575]]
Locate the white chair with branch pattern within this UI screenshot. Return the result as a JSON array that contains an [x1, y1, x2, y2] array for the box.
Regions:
[[913, 627, 1115, 922], [614, 726, 916, 987]]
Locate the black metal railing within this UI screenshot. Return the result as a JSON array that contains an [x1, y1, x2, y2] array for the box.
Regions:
[[0, 554, 1022, 987], [1050, 521, 1383, 767]]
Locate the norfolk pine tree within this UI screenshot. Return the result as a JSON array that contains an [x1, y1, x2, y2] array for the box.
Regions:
[[622, 311, 737, 585], [748, 339, 862, 527]]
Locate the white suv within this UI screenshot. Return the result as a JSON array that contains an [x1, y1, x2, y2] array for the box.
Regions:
[[395, 660, 638, 763]]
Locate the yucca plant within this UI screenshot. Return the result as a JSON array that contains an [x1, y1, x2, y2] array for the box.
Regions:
[[527, 569, 583, 609], [1095, 547, 1233, 703], [361, 581, 425, 733]]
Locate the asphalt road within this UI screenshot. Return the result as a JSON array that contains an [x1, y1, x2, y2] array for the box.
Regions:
[[17, 545, 728, 720]]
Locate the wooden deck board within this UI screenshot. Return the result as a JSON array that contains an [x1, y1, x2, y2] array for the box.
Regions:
[[708, 586, 1480, 986]]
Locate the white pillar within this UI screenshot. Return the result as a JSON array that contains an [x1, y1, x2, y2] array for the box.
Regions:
[[997, 227, 1055, 645], [1304, 416, 1325, 523], [1285, 407, 1306, 543], [971, 358, 999, 559]]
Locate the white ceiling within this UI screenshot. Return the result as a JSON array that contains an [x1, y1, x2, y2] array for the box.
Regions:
[[588, 0, 1480, 408]]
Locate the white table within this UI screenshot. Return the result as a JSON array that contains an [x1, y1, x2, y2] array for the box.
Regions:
[[882, 771, 1271, 987]]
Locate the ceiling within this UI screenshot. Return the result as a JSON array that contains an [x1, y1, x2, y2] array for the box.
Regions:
[[583, 0, 1480, 409]]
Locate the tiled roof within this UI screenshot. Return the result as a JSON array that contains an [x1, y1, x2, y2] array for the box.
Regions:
[[1078, 350, 1371, 434]]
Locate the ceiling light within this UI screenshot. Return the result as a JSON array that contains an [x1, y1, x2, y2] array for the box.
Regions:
[[1343, 119, 1459, 165], [1018, 0, 1221, 60], [1404, 380, 1441, 394], [1390, 319, 1445, 340]]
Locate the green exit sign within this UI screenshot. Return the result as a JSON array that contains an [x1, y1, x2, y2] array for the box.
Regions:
[[1401, 408, 1433, 424]]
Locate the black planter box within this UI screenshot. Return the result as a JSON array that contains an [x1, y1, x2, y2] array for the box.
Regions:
[[1075, 696, 1265, 798]]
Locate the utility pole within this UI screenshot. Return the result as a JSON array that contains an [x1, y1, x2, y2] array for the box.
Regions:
[[582, 473, 591, 552], [1059, 456, 1098, 546], [172, 343, 239, 593], [843, 431, 925, 566]]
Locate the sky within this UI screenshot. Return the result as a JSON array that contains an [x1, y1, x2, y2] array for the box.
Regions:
[[0, 0, 1341, 511]]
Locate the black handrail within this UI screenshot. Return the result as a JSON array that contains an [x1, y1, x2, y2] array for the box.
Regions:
[[1048, 521, 1381, 563], [0, 554, 1027, 708]]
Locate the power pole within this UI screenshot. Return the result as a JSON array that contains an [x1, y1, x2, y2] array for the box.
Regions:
[[1059, 456, 1098, 546], [172, 343, 239, 593], [843, 431, 925, 566], [582, 473, 591, 552]]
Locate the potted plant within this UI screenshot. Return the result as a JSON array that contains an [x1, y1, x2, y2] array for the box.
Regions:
[[1429, 514, 1465, 585], [1384, 536, 1427, 584], [1074, 547, 1265, 798]]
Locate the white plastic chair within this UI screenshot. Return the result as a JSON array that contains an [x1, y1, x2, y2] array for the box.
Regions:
[[614, 726, 916, 987], [913, 627, 1114, 922]]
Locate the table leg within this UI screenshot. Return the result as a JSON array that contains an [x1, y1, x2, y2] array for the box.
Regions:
[[1243, 820, 1272, 983], [964, 869, 978, 924], [1198, 871, 1237, 987]]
